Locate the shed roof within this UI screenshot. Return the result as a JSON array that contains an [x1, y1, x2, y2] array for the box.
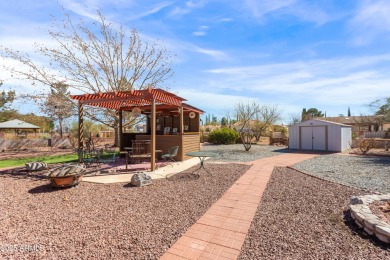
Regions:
[[289, 119, 351, 128], [0, 119, 40, 129]]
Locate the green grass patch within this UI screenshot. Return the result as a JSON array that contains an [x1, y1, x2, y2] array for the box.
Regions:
[[0, 154, 79, 169]]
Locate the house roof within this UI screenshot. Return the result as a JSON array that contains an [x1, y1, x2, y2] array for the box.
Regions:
[[70, 87, 204, 114], [0, 119, 40, 129], [318, 116, 385, 125]]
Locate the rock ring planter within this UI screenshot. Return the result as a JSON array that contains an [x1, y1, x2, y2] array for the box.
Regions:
[[350, 194, 390, 244]]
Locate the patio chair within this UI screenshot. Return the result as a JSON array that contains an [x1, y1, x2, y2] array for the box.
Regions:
[[129, 140, 151, 164], [161, 146, 179, 166], [97, 152, 119, 165], [79, 149, 101, 168]]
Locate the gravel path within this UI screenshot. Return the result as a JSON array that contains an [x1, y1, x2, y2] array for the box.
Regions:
[[0, 163, 250, 259], [239, 167, 390, 259], [293, 154, 390, 194], [201, 144, 290, 162]]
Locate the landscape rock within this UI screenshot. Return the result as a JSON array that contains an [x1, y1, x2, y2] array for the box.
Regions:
[[131, 173, 152, 187]]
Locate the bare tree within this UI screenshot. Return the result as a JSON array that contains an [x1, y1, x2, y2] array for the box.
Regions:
[[0, 12, 173, 146], [354, 115, 385, 132], [234, 102, 260, 151], [370, 97, 390, 121], [0, 81, 15, 110], [43, 83, 74, 137], [252, 104, 281, 141], [288, 112, 301, 126]]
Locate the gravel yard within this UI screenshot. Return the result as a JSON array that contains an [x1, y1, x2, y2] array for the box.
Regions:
[[293, 154, 390, 193], [202, 144, 290, 162], [239, 167, 390, 259], [0, 163, 250, 259]]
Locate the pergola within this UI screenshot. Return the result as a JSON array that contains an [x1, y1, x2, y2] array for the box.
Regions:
[[70, 87, 204, 171]]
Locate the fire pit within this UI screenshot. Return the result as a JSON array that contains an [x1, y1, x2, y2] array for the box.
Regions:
[[46, 164, 86, 188]]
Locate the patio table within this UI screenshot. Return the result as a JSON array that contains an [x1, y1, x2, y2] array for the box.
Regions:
[[185, 151, 218, 177]]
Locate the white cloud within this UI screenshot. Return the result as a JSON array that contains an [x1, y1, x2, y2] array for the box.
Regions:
[[59, 0, 100, 21], [193, 31, 206, 36], [219, 18, 233, 22], [241, 0, 334, 25], [167, 0, 207, 18], [168, 7, 192, 17], [349, 0, 390, 45], [192, 25, 209, 37], [190, 45, 227, 60], [174, 88, 256, 115], [243, 0, 297, 18], [126, 2, 174, 21], [203, 54, 390, 109]]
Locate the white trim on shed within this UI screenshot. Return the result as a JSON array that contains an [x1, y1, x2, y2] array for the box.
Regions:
[[288, 119, 352, 152]]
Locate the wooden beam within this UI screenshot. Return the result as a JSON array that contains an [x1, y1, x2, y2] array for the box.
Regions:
[[151, 98, 156, 171], [79, 94, 152, 105]]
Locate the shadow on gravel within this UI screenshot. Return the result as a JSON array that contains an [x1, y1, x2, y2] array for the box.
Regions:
[[122, 183, 138, 188], [361, 156, 390, 166], [28, 184, 72, 194], [0, 168, 47, 181], [270, 148, 292, 153], [343, 209, 390, 251]]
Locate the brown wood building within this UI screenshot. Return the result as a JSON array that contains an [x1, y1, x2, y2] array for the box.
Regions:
[[70, 88, 204, 171]]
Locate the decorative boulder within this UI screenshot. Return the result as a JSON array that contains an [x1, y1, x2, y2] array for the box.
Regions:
[[131, 173, 152, 187], [26, 162, 48, 171]]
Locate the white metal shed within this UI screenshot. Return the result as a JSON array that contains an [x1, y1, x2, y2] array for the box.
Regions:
[[288, 119, 352, 152]]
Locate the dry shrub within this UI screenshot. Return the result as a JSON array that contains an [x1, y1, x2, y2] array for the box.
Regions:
[[351, 138, 377, 155]]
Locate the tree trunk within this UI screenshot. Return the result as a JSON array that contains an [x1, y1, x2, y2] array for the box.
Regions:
[[59, 118, 63, 138], [113, 116, 120, 147], [240, 131, 253, 151]]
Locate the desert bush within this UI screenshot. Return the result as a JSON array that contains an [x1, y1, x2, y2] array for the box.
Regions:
[[208, 128, 239, 144], [351, 138, 377, 155]]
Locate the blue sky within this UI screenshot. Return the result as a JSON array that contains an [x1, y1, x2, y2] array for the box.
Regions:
[[1, 0, 390, 123]]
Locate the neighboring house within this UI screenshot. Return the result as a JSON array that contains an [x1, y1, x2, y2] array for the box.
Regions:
[[316, 116, 389, 133]]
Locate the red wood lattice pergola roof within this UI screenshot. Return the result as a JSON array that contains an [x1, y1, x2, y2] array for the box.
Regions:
[[70, 88, 190, 111]]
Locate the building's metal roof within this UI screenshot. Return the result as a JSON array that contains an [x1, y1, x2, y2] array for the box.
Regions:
[[0, 119, 40, 129]]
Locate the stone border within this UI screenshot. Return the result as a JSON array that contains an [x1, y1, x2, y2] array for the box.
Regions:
[[350, 194, 390, 243]]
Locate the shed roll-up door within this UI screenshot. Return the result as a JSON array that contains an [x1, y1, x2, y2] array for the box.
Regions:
[[300, 126, 327, 150]]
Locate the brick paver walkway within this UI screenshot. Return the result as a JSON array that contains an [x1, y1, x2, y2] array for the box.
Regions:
[[160, 153, 319, 260]]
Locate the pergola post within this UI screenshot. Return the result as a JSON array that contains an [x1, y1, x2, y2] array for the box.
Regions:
[[151, 98, 156, 171], [119, 109, 123, 150], [179, 106, 184, 134], [180, 106, 184, 160], [78, 103, 84, 162]]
